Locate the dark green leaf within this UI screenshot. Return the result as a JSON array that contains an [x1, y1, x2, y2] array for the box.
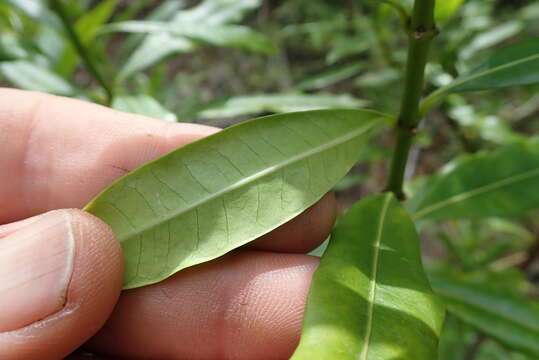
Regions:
[[84, 109, 386, 289], [421, 38, 539, 113], [292, 194, 445, 359], [409, 139, 539, 221], [431, 274, 539, 357]]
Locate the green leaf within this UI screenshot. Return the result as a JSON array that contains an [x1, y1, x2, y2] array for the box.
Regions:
[[112, 94, 177, 122], [56, 0, 118, 76], [0, 60, 76, 95], [119, 33, 194, 80], [295, 63, 365, 91], [84, 109, 385, 289], [434, 0, 464, 23], [409, 139, 539, 221], [292, 193, 445, 359], [197, 93, 370, 119], [104, 21, 275, 53], [431, 274, 539, 357], [421, 38, 539, 113], [4, 0, 61, 29], [117, 0, 262, 79]]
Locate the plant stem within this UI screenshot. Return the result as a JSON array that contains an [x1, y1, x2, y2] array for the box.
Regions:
[[385, 0, 437, 199], [49, 0, 113, 105]]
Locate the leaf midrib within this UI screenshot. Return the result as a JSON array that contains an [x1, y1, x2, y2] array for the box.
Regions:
[[413, 166, 539, 220], [117, 120, 379, 242], [359, 193, 392, 360]]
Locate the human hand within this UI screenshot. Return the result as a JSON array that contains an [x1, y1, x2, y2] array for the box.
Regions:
[[0, 88, 336, 360]]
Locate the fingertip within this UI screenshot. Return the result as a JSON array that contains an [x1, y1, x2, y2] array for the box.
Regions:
[[0, 209, 123, 360]]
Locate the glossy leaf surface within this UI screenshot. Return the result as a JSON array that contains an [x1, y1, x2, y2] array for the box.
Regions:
[[409, 139, 539, 221], [84, 109, 384, 289], [292, 194, 445, 359], [431, 274, 539, 357], [421, 38, 539, 113]]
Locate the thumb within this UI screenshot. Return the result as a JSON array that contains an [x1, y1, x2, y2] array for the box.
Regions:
[[0, 209, 123, 360]]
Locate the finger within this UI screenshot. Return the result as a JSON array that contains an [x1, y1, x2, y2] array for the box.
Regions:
[[245, 192, 336, 253], [0, 88, 218, 223], [86, 251, 318, 360], [0, 209, 123, 360], [0, 88, 336, 253]]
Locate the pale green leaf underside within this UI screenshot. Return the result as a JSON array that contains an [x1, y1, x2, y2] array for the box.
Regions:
[[292, 194, 445, 359], [84, 109, 384, 289], [431, 274, 539, 357], [409, 139, 539, 221]]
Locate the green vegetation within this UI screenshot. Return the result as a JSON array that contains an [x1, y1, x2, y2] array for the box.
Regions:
[[1, 0, 539, 358]]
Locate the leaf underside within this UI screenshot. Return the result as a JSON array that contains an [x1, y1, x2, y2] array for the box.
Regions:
[[84, 109, 384, 289], [292, 193, 445, 360]]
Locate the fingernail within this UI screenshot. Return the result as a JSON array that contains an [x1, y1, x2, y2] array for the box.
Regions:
[[0, 211, 75, 332]]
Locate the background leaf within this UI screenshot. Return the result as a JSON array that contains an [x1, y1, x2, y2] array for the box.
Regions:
[[112, 94, 178, 122], [409, 139, 539, 221], [422, 38, 539, 113], [431, 273, 539, 357], [292, 193, 445, 359], [196, 93, 369, 119], [114, 0, 264, 79], [84, 109, 385, 289], [0, 60, 76, 95]]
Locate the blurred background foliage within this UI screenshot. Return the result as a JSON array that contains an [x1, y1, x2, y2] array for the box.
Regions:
[[1, 0, 539, 359]]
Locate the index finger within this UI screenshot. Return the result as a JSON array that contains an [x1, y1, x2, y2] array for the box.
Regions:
[[0, 88, 217, 223], [0, 88, 335, 253]]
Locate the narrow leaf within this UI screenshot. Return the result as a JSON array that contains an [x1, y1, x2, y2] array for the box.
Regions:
[[104, 21, 275, 53], [84, 109, 385, 289], [119, 33, 194, 79], [409, 139, 539, 221], [197, 93, 369, 119], [431, 274, 539, 357], [112, 94, 177, 122], [422, 38, 539, 113], [0, 60, 76, 95], [56, 0, 118, 76], [292, 193, 445, 359]]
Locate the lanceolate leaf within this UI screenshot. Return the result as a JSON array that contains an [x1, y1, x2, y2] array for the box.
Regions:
[[84, 109, 386, 289], [409, 139, 539, 221], [103, 21, 275, 53], [431, 274, 539, 357], [0, 60, 76, 95], [197, 93, 369, 119], [112, 94, 177, 122], [292, 194, 445, 359], [421, 38, 539, 113]]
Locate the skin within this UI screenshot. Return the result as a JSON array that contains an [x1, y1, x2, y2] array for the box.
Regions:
[[0, 88, 336, 360]]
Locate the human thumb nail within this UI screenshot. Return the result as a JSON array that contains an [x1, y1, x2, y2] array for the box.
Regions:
[[0, 211, 75, 332]]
